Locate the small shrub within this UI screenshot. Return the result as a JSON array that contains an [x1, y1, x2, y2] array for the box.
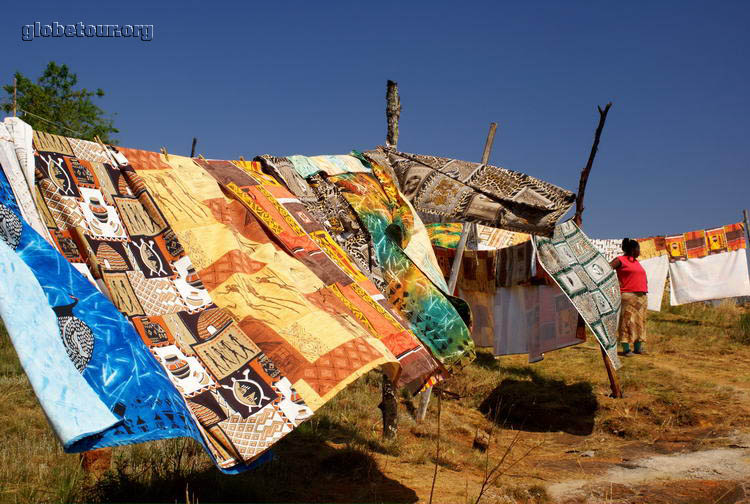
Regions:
[[732, 313, 750, 345]]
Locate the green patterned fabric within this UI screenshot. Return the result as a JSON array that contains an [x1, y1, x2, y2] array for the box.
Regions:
[[533, 220, 621, 368]]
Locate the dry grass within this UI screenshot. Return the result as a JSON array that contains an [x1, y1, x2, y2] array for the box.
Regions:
[[1, 300, 749, 503]]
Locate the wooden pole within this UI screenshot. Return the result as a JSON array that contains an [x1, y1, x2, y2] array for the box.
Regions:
[[386, 80, 401, 148], [446, 122, 498, 293], [380, 80, 401, 439], [13, 77, 17, 117], [573, 103, 622, 399], [417, 122, 498, 423], [574, 103, 611, 227], [190, 137, 197, 158]]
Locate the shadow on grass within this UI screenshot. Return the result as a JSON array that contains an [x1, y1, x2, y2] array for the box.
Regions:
[[84, 434, 417, 503], [479, 369, 598, 436]]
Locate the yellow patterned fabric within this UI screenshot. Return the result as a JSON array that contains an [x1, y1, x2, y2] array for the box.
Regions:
[[130, 152, 399, 411]]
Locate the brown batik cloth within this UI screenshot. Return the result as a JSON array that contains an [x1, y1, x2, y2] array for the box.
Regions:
[[257, 155, 388, 292], [619, 292, 647, 344], [362, 147, 575, 236]]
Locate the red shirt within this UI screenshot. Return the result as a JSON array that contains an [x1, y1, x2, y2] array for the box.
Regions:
[[615, 255, 648, 293]]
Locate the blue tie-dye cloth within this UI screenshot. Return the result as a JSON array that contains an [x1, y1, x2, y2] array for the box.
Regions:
[[0, 170, 266, 471], [0, 237, 121, 445]]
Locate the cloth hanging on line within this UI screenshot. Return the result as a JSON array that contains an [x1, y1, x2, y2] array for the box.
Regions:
[[0, 122, 53, 244], [640, 255, 669, 311], [202, 158, 440, 393], [30, 130, 309, 472], [0, 237, 119, 447], [117, 147, 397, 414], [589, 239, 622, 262], [663, 222, 749, 305], [0, 171, 209, 457], [258, 155, 388, 292], [665, 223, 746, 262], [533, 220, 622, 368], [259, 154, 476, 369], [669, 249, 750, 305], [468, 284, 582, 362], [360, 147, 576, 236]]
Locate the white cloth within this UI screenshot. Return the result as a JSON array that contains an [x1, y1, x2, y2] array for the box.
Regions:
[[0, 123, 53, 244], [640, 255, 669, 311], [4, 118, 36, 194], [669, 249, 750, 305]]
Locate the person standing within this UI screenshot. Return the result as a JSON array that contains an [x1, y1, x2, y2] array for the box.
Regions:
[[610, 238, 648, 357]]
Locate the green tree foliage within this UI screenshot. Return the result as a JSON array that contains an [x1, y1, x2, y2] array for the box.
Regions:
[[2, 62, 118, 142]]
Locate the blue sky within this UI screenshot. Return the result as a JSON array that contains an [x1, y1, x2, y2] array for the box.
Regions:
[[3, 1, 749, 238]]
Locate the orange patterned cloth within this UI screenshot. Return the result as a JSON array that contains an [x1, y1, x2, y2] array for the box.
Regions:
[[125, 152, 404, 411], [665, 223, 745, 262]]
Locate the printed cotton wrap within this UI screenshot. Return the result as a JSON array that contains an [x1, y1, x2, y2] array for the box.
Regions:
[[534, 220, 621, 368], [0, 171, 210, 458], [29, 132, 311, 471], [258, 153, 475, 369], [361, 147, 575, 236]]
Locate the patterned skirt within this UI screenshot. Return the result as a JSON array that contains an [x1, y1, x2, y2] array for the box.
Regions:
[[619, 292, 647, 343]]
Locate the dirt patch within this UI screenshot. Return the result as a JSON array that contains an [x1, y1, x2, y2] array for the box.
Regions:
[[548, 433, 750, 502]]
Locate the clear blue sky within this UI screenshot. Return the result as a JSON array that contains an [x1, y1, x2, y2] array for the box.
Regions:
[[3, 1, 749, 238]]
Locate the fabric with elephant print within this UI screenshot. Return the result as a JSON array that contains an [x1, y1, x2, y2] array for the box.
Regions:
[[29, 130, 311, 472]]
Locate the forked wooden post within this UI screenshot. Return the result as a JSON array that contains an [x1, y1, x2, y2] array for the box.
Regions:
[[417, 122, 498, 422], [574, 102, 622, 399], [380, 80, 401, 439]]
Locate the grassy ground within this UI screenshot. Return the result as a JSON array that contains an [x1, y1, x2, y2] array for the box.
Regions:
[[1, 300, 749, 503]]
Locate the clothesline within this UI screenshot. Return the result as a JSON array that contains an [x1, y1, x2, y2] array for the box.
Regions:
[[18, 108, 86, 136]]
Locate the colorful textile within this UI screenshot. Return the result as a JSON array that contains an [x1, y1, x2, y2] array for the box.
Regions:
[[260, 155, 475, 368], [0, 172, 210, 458], [619, 292, 647, 344], [288, 154, 371, 178], [125, 150, 413, 407], [328, 171, 474, 367], [590, 239, 622, 262], [457, 283, 582, 361], [32, 134, 309, 471], [188, 156, 437, 393], [533, 220, 621, 368], [425, 223, 463, 249], [477, 225, 530, 249], [433, 238, 535, 291], [361, 147, 575, 236], [640, 255, 669, 311], [0, 237, 120, 447], [665, 223, 746, 262], [426, 223, 530, 252], [637, 236, 667, 260], [259, 156, 387, 291], [669, 249, 750, 305]]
